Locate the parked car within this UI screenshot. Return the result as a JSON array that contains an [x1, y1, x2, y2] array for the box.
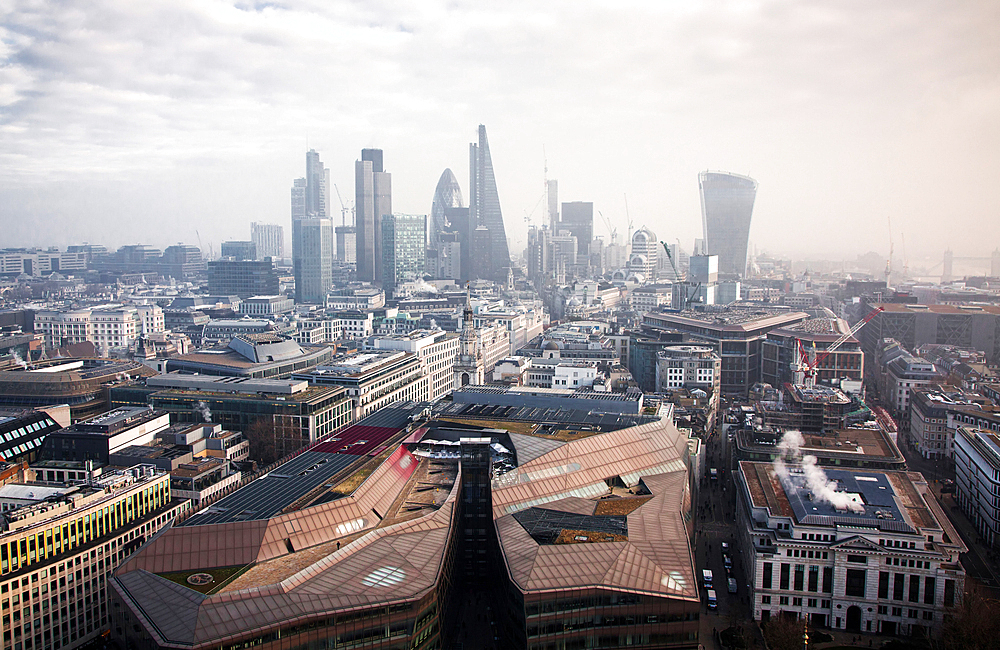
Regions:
[[728, 577, 738, 594], [707, 589, 718, 609]]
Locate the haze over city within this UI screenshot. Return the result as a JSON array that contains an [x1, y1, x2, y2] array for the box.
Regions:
[[3, 0, 999, 263]]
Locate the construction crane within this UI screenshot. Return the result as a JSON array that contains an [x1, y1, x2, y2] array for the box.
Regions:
[[623, 194, 634, 247], [661, 241, 700, 309], [333, 184, 353, 226], [598, 210, 617, 245], [885, 216, 894, 289], [792, 306, 884, 386]]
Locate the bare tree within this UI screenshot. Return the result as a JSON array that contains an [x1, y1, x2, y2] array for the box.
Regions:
[[938, 588, 1000, 650], [243, 417, 278, 467], [761, 613, 804, 650]]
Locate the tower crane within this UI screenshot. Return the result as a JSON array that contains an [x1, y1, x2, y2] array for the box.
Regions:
[[623, 194, 634, 247], [661, 241, 700, 309], [598, 211, 617, 244], [792, 306, 883, 387], [333, 184, 353, 226]]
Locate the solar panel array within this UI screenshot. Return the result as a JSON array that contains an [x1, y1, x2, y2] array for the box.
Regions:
[[180, 403, 423, 526]]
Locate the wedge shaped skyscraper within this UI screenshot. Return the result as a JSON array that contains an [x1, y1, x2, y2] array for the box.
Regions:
[[469, 125, 510, 280], [430, 168, 464, 248], [699, 171, 758, 277]]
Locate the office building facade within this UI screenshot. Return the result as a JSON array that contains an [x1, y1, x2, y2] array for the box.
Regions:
[[699, 171, 757, 277], [206, 259, 280, 299], [355, 149, 392, 283], [469, 125, 510, 281], [560, 201, 594, 256], [381, 214, 427, 295], [251, 222, 284, 260]]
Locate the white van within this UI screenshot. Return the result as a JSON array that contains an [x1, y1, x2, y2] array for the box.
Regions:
[[702, 569, 713, 588], [707, 589, 718, 609]]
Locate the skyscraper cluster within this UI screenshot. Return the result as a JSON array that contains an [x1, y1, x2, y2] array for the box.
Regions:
[[289, 125, 515, 302], [291, 150, 333, 303]]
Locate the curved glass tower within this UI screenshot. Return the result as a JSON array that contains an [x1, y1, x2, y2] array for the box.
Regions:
[[699, 171, 758, 277], [430, 168, 464, 248]]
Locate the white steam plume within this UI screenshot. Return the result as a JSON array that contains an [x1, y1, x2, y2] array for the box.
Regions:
[[194, 401, 212, 423], [772, 430, 865, 514], [10, 350, 29, 370]]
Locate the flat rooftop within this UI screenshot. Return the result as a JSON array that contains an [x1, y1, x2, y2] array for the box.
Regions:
[[876, 303, 1000, 315], [645, 307, 808, 332], [740, 461, 939, 533], [145, 374, 309, 395], [180, 405, 418, 526]]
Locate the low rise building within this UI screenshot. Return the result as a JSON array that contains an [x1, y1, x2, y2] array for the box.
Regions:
[[369, 329, 460, 402], [295, 350, 427, 421], [0, 465, 187, 650], [643, 307, 808, 396], [0, 405, 70, 464], [33, 303, 165, 350], [110, 375, 353, 460], [655, 345, 720, 393], [164, 333, 334, 379], [736, 460, 965, 636], [236, 294, 294, 316], [953, 426, 1000, 549], [39, 407, 170, 465]]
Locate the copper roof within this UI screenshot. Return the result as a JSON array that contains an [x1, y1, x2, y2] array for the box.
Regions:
[[493, 417, 698, 601]]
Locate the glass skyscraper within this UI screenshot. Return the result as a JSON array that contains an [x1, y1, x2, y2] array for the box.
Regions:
[[292, 150, 333, 302], [381, 213, 426, 295], [699, 171, 758, 277], [430, 168, 464, 248], [469, 125, 510, 280]]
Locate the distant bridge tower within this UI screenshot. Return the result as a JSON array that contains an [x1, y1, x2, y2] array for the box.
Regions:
[[942, 249, 954, 284]]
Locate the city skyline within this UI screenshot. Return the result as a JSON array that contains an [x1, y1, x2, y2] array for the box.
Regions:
[[2, 2, 998, 261]]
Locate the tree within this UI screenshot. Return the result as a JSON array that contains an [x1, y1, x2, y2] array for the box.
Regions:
[[938, 588, 1000, 650], [762, 613, 804, 650], [243, 417, 278, 467]]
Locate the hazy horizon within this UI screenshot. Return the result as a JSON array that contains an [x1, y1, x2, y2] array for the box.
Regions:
[[2, 1, 999, 264]]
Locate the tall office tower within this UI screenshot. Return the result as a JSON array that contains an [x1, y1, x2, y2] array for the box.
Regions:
[[305, 149, 328, 217], [430, 168, 464, 248], [251, 222, 284, 259], [293, 151, 333, 301], [472, 226, 493, 281], [355, 149, 391, 283], [547, 179, 559, 231], [293, 217, 333, 302], [291, 178, 306, 220], [699, 171, 758, 277], [560, 201, 594, 256], [381, 214, 427, 295], [468, 125, 511, 280]]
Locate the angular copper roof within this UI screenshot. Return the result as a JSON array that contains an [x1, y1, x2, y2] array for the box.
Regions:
[[493, 418, 698, 601]]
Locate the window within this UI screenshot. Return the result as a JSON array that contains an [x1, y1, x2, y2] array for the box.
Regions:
[[822, 567, 833, 593], [780, 564, 790, 590], [762, 563, 772, 589], [893, 573, 906, 600], [879, 572, 890, 599], [909, 575, 920, 603], [808, 566, 819, 592], [794, 565, 804, 591], [845, 569, 866, 598], [924, 577, 935, 605], [761, 596, 771, 604]]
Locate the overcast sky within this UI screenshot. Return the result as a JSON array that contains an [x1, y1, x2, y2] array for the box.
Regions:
[[2, 0, 998, 268]]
